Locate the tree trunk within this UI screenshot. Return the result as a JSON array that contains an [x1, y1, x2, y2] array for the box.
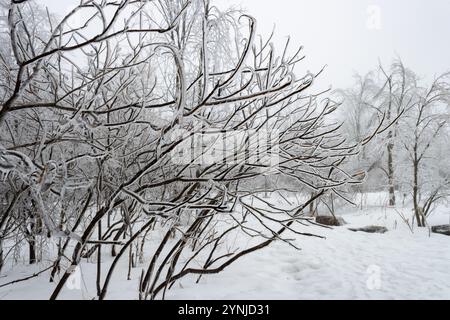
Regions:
[[50, 240, 62, 283], [0, 239, 4, 273], [28, 237, 36, 264], [96, 220, 102, 297], [309, 192, 317, 217], [387, 141, 396, 206], [412, 159, 424, 227]]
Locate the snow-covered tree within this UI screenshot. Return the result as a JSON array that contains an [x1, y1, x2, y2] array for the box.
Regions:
[[337, 61, 450, 226], [0, 0, 389, 299]]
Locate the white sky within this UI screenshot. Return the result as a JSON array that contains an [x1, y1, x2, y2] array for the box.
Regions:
[[42, 0, 450, 89], [215, 0, 450, 89]]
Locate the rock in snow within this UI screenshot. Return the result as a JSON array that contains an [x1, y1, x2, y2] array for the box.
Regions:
[[431, 225, 450, 236], [348, 226, 388, 234], [315, 216, 347, 226]]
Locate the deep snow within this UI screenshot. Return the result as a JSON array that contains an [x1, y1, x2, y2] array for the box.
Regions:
[[1, 193, 449, 300]]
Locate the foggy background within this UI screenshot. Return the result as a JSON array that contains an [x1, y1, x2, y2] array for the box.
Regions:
[[43, 0, 450, 89], [215, 0, 450, 89]]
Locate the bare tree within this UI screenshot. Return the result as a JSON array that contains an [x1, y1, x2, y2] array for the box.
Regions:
[[377, 61, 416, 206], [338, 60, 450, 227], [336, 60, 414, 207], [401, 73, 450, 227], [0, 0, 390, 300]]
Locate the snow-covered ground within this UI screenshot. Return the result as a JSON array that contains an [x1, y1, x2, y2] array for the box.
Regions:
[[1, 193, 449, 300]]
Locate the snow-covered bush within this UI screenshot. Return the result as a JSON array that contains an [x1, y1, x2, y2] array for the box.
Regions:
[[0, 0, 390, 299]]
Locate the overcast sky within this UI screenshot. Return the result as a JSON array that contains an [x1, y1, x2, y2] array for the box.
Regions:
[[215, 0, 450, 89], [44, 0, 450, 89]]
